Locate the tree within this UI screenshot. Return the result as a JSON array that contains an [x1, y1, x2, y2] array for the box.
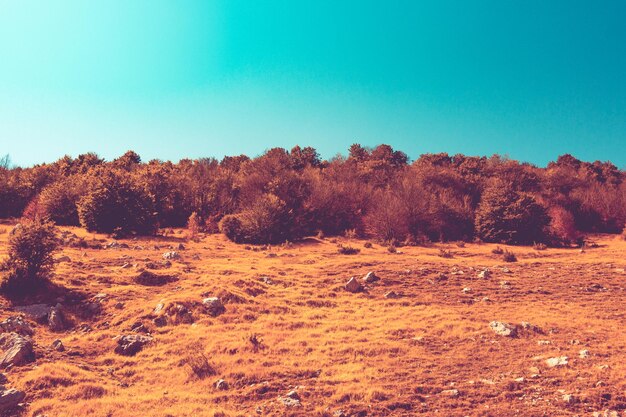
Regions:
[[1, 219, 58, 294], [475, 180, 549, 244]]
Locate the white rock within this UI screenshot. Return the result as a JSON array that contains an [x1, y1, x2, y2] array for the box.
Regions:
[[545, 356, 568, 368]]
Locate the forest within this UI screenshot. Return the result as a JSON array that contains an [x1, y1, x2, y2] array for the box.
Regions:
[[0, 145, 624, 246]]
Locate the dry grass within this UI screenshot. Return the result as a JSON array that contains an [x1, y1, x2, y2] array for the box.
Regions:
[[0, 227, 624, 416]]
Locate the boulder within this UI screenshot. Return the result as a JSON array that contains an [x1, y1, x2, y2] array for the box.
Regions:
[[48, 305, 67, 332], [162, 251, 180, 260], [362, 271, 379, 283], [134, 271, 177, 286], [545, 356, 568, 368], [345, 277, 363, 293], [56, 255, 71, 263], [278, 390, 301, 407], [0, 333, 34, 367], [51, 339, 65, 352], [114, 334, 152, 356], [215, 379, 229, 390], [203, 298, 225, 317], [384, 291, 400, 299], [478, 269, 491, 279], [0, 388, 25, 412], [489, 321, 517, 337], [0, 317, 33, 336], [14, 304, 51, 322]]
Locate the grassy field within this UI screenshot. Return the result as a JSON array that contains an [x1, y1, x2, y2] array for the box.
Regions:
[[0, 225, 625, 416]]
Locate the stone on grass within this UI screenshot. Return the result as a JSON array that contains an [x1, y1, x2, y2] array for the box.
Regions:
[[545, 356, 568, 368], [14, 304, 51, 322], [0, 333, 34, 367], [489, 321, 517, 337], [162, 251, 180, 260], [0, 388, 25, 412], [345, 277, 363, 293], [203, 297, 225, 317], [0, 317, 33, 336], [114, 334, 152, 356], [363, 271, 379, 283]]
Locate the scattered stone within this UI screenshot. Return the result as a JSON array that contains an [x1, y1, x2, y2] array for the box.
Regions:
[[520, 322, 543, 333], [0, 388, 25, 412], [51, 339, 65, 352], [500, 280, 512, 289], [134, 271, 177, 286], [384, 291, 400, 299], [537, 340, 551, 345], [203, 297, 225, 317], [114, 302, 125, 309], [215, 379, 229, 390], [260, 276, 273, 285], [441, 389, 460, 398], [56, 255, 71, 263], [0, 333, 34, 367], [596, 381, 607, 387], [489, 321, 517, 337], [478, 269, 491, 279], [0, 317, 33, 336], [545, 356, 568, 368], [105, 241, 129, 249], [14, 304, 51, 322], [114, 334, 152, 356], [434, 273, 448, 282], [363, 271, 379, 283], [461, 287, 471, 293], [120, 263, 131, 269], [278, 390, 301, 407], [162, 251, 180, 260], [48, 305, 66, 332], [592, 412, 620, 417], [563, 394, 577, 404], [579, 349, 590, 359], [345, 277, 363, 293]]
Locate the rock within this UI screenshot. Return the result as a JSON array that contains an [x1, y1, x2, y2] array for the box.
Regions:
[[51, 339, 65, 352], [48, 305, 66, 332], [489, 321, 517, 337], [478, 269, 491, 279], [362, 271, 379, 283], [520, 322, 542, 333], [162, 251, 180, 260], [105, 241, 129, 249], [203, 297, 225, 317], [120, 263, 131, 269], [441, 389, 460, 398], [215, 379, 229, 390], [0, 317, 33, 336], [0, 333, 34, 367], [500, 280, 511, 289], [14, 304, 51, 322], [134, 271, 177, 286], [563, 394, 577, 404], [384, 291, 400, 299], [545, 356, 568, 368], [114, 334, 152, 356], [278, 390, 301, 407], [345, 277, 363, 293], [153, 316, 168, 327], [461, 287, 471, 293], [0, 388, 25, 412], [153, 303, 165, 314], [177, 243, 185, 250], [592, 412, 620, 417], [56, 255, 71, 263], [579, 349, 590, 358], [260, 276, 273, 285]]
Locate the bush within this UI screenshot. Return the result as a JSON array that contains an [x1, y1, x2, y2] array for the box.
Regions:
[[491, 246, 504, 254], [37, 178, 85, 226], [502, 250, 517, 262], [1, 219, 58, 293], [338, 245, 360, 255], [77, 172, 157, 236], [475, 180, 549, 244], [438, 248, 453, 258], [218, 214, 245, 243], [547, 206, 579, 245], [220, 194, 292, 244]]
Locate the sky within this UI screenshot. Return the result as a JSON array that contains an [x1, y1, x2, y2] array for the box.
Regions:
[[1, 0, 625, 168]]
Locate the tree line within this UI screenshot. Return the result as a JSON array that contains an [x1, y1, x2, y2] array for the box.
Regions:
[[0, 145, 624, 245]]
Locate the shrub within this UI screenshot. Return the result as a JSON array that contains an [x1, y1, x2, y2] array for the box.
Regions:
[[364, 241, 373, 248], [547, 206, 579, 245], [219, 215, 245, 243], [338, 245, 360, 255], [533, 242, 547, 251], [387, 245, 397, 254], [438, 248, 453, 258], [77, 172, 157, 236], [1, 219, 58, 294], [502, 250, 517, 262], [38, 178, 85, 226], [475, 180, 549, 244], [492, 246, 504, 255]]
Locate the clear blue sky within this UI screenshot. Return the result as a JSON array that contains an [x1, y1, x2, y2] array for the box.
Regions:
[[1, 0, 625, 168]]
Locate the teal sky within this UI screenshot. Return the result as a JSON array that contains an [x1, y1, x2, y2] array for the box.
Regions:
[[1, 1, 625, 167]]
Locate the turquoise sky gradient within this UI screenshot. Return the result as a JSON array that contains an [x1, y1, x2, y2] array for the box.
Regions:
[[1, 1, 625, 167]]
